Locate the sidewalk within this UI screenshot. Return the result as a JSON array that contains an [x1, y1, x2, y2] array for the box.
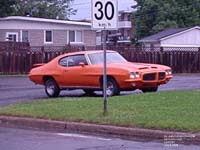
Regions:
[[0, 116, 200, 145]]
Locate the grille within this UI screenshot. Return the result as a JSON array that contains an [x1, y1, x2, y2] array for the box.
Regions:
[[158, 72, 166, 80], [143, 73, 156, 81]]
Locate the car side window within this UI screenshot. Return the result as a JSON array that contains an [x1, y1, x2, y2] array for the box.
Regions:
[[59, 54, 88, 67]]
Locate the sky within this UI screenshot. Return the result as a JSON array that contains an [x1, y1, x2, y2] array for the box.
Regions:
[[69, 0, 136, 20]]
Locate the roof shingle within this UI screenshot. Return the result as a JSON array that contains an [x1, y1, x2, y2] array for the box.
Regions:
[[139, 28, 189, 42]]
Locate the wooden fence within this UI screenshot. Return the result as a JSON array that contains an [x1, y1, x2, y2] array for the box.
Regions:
[[118, 50, 200, 73], [1, 49, 200, 74], [0, 41, 30, 52], [0, 51, 64, 74]]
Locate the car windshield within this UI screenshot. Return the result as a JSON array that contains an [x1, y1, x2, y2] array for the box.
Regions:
[[88, 52, 127, 65]]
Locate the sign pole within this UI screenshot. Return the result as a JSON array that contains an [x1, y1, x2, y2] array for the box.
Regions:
[[91, 0, 118, 115], [103, 28, 107, 114]]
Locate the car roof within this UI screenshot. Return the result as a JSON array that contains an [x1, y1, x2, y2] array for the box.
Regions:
[[59, 50, 115, 58]]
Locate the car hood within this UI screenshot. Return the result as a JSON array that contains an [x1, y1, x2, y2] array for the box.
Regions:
[[107, 62, 168, 72]]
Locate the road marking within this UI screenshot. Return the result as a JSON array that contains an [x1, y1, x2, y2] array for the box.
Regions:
[[56, 133, 112, 141]]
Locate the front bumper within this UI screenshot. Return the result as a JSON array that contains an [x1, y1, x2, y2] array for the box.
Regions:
[[123, 73, 173, 89]]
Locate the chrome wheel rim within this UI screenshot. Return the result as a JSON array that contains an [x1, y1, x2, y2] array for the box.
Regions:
[[46, 82, 55, 96], [106, 81, 114, 96]]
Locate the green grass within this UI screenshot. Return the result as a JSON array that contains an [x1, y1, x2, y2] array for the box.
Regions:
[[0, 90, 200, 132], [0, 74, 27, 77]]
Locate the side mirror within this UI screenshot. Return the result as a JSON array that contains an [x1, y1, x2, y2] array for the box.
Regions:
[[79, 62, 85, 67]]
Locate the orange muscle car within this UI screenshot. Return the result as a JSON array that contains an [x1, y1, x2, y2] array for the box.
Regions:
[[29, 50, 173, 97]]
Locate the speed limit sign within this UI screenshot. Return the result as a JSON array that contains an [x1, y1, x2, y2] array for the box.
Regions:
[[91, 0, 118, 30]]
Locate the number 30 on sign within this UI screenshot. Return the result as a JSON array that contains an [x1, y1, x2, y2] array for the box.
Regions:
[[91, 0, 118, 30]]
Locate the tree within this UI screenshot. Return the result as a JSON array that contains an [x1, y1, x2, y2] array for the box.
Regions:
[[0, 0, 16, 17], [132, 0, 200, 40], [12, 0, 76, 20]]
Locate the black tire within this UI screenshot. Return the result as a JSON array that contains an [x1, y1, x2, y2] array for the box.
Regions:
[[45, 78, 60, 97], [141, 86, 158, 93], [103, 77, 120, 96], [83, 89, 95, 96]]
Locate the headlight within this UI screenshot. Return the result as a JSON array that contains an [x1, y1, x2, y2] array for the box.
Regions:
[[165, 69, 172, 75], [130, 72, 140, 79]]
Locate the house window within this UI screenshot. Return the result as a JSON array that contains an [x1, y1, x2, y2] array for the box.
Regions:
[[6, 32, 18, 42], [44, 30, 53, 43], [76, 31, 82, 42], [69, 31, 75, 42], [21, 31, 29, 42], [69, 31, 83, 43]]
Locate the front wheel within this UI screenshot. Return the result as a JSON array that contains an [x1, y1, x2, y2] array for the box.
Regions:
[[45, 78, 60, 97], [103, 78, 120, 96], [141, 87, 158, 93]]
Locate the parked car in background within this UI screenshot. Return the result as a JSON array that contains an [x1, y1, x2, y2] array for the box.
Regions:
[[29, 50, 173, 97]]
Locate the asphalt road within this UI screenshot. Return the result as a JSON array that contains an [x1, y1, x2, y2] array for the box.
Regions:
[[1, 127, 199, 150], [0, 74, 200, 106], [0, 75, 200, 150]]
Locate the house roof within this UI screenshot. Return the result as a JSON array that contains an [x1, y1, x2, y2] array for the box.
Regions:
[[138, 27, 200, 43], [0, 16, 91, 26], [119, 10, 132, 14]]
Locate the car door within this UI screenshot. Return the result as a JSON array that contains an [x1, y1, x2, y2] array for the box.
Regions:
[[58, 54, 92, 87]]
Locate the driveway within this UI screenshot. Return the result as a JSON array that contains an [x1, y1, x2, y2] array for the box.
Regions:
[[0, 74, 200, 106]]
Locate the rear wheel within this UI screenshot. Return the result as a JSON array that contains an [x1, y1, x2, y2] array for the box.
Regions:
[[45, 78, 60, 97], [103, 77, 120, 96], [141, 87, 158, 93]]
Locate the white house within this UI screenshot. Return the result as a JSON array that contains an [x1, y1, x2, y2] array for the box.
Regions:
[[139, 26, 200, 50], [96, 10, 134, 47], [0, 16, 96, 50]]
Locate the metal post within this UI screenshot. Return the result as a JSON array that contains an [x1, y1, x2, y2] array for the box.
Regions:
[[103, 29, 107, 115]]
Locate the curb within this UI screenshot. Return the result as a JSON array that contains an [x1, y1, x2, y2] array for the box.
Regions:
[[0, 116, 200, 144]]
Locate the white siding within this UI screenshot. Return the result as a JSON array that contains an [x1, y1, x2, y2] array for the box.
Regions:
[[161, 29, 200, 47]]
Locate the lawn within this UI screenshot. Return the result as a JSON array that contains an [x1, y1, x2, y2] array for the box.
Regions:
[[0, 90, 200, 132], [0, 74, 27, 77]]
